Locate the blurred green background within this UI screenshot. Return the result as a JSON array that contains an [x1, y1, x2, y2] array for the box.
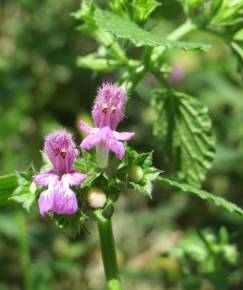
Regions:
[[0, 0, 243, 289]]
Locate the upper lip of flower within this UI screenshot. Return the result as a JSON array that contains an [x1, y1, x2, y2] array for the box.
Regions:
[[92, 83, 126, 130]]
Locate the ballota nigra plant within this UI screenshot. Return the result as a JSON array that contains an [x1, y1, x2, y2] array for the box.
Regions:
[[31, 82, 161, 290], [33, 83, 136, 290], [18, 81, 242, 290], [1, 1, 243, 290]]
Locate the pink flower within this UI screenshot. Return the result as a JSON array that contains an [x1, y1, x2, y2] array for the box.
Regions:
[[80, 83, 134, 167], [33, 131, 87, 216]]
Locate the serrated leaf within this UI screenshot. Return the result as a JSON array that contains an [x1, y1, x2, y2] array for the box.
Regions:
[[10, 182, 36, 211], [158, 176, 243, 216], [153, 91, 215, 187], [95, 9, 211, 51], [211, 1, 243, 26], [131, 170, 160, 198], [0, 174, 18, 205], [118, 147, 160, 197], [10, 166, 36, 211], [74, 151, 100, 188], [74, 2, 126, 61], [53, 212, 86, 236]]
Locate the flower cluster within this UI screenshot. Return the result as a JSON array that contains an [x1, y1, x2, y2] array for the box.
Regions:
[[33, 83, 134, 216]]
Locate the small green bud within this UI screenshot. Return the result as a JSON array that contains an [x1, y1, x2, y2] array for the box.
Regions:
[[87, 188, 107, 209], [129, 165, 144, 183]]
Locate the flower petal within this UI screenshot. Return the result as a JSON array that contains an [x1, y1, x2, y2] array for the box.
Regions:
[[33, 170, 58, 186], [44, 130, 78, 174], [62, 171, 87, 186], [52, 183, 78, 215], [107, 139, 125, 160], [113, 131, 135, 141], [80, 134, 101, 150], [80, 120, 93, 134], [38, 189, 54, 216]]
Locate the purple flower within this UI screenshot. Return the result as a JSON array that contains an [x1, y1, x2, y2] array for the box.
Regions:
[[80, 83, 134, 167], [33, 131, 87, 216]]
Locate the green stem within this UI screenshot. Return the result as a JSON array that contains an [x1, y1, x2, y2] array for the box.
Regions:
[[93, 28, 127, 62], [97, 217, 122, 290], [167, 19, 196, 41], [16, 211, 33, 290]]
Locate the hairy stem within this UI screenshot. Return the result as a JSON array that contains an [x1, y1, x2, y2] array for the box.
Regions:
[[97, 217, 122, 290]]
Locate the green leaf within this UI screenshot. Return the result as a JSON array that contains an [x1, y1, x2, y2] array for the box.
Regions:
[[211, 0, 243, 26], [118, 147, 160, 197], [95, 10, 211, 51], [10, 178, 36, 211], [153, 90, 215, 187], [231, 41, 243, 60], [10, 166, 36, 211], [74, 151, 101, 189], [130, 171, 159, 198], [158, 176, 243, 216], [74, 2, 126, 61], [209, 0, 223, 19], [132, 0, 160, 23], [234, 28, 243, 41], [52, 212, 87, 236], [0, 174, 18, 205]]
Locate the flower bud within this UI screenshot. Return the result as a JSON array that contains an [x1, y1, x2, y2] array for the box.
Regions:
[[87, 188, 107, 209], [129, 165, 144, 183]]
